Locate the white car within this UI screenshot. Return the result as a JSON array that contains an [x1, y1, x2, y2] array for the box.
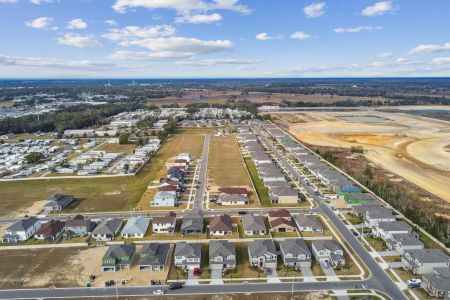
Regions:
[[153, 289, 165, 295], [407, 279, 422, 286]]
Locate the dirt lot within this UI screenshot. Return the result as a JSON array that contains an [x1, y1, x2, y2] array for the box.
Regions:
[[272, 110, 450, 203], [96, 143, 138, 155]]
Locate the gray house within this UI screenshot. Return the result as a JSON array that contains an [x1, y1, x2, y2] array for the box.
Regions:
[[181, 215, 204, 235], [121, 216, 150, 239], [209, 240, 236, 271], [423, 268, 450, 298], [139, 243, 170, 271], [44, 194, 74, 212], [242, 214, 267, 236], [279, 238, 312, 269], [294, 214, 324, 233], [102, 243, 136, 272], [1, 217, 41, 243], [64, 215, 95, 238], [311, 240, 345, 268], [385, 233, 424, 254], [248, 239, 277, 270], [373, 221, 414, 240], [91, 218, 123, 241], [402, 249, 450, 274], [174, 242, 202, 270]]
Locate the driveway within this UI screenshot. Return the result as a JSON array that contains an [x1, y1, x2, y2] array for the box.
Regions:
[[300, 266, 317, 282], [267, 268, 281, 283], [186, 269, 199, 285], [210, 269, 223, 285], [321, 264, 340, 281]]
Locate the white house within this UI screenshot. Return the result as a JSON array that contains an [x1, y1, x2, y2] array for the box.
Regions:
[[1, 217, 41, 243]]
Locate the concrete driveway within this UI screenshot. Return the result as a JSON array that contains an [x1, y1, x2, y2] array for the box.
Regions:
[[210, 269, 223, 285], [267, 268, 281, 283], [321, 264, 340, 281], [186, 269, 199, 285], [300, 266, 317, 282]]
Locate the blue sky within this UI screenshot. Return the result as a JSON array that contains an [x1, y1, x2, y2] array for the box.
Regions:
[[0, 0, 449, 78]]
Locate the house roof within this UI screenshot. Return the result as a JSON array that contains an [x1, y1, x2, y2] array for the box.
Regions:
[[218, 193, 248, 203], [423, 268, 450, 291], [181, 217, 203, 231], [209, 240, 236, 259], [174, 242, 201, 258], [294, 214, 323, 230], [121, 216, 150, 235], [347, 192, 375, 202], [280, 238, 311, 256], [404, 249, 450, 264], [366, 207, 395, 219], [139, 243, 170, 266], [35, 220, 65, 237], [154, 191, 177, 200], [268, 209, 290, 219], [269, 217, 295, 228], [153, 212, 176, 224], [65, 215, 93, 228], [218, 187, 247, 195], [45, 194, 74, 207], [270, 186, 298, 197], [157, 185, 178, 192], [248, 239, 276, 257], [242, 214, 266, 232], [377, 221, 412, 232], [386, 233, 424, 247], [104, 244, 135, 260], [7, 217, 40, 232], [210, 214, 232, 231], [312, 240, 343, 252], [92, 218, 122, 236]]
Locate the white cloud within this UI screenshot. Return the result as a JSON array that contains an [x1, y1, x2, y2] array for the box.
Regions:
[[25, 17, 55, 30], [57, 33, 101, 48], [290, 31, 311, 40], [362, 1, 395, 17], [334, 26, 382, 33], [30, 0, 54, 4], [303, 2, 325, 18], [407, 42, 450, 55], [176, 57, 262, 66], [176, 13, 222, 24], [0, 0, 18, 3], [112, 0, 250, 14], [256, 32, 273, 41], [376, 51, 394, 58], [109, 37, 233, 60], [105, 19, 118, 26], [103, 25, 176, 42], [431, 57, 450, 65], [67, 19, 87, 30]]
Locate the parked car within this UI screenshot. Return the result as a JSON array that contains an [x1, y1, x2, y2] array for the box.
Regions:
[[407, 279, 421, 288], [266, 268, 272, 275], [321, 261, 330, 269], [238, 211, 247, 215], [169, 283, 183, 290], [193, 267, 202, 276], [153, 289, 165, 295]]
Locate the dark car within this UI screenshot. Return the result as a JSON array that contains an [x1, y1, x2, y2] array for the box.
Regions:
[[169, 283, 183, 290], [238, 211, 247, 215]]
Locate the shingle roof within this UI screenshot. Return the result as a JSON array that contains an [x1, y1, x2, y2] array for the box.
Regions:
[[139, 243, 169, 266], [92, 218, 122, 236], [209, 240, 235, 259], [210, 214, 232, 231], [174, 242, 201, 258], [242, 214, 266, 232], [280, 238, 310, 256], [7, 217, 40, 232], [248, 239, 276, 257], [121, 216, 150, 235]]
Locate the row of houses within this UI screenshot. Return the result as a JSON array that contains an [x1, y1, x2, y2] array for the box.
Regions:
[[238, 126, 301, 204], [113, 139, 161, 174]]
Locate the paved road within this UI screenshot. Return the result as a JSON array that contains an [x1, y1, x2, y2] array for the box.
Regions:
[[255, 125, 408, 300], [192, 134, 210, 212]]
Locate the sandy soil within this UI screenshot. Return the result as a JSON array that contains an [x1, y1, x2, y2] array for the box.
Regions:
[[272, 110, 450, 202], [13, 200, 46, 217]]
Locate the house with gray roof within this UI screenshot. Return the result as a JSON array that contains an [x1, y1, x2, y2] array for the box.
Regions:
[[209, 240, 236, 271], [121, 216, 150, 239], [242, 214, 267, 236], [139, 243, 170, 271], [385, 233, 424, 254], [248, 239, 277, 270], [402, 249, 450, 274], [102, 243, 136, 272], [174, 242, 202, 270], [311, 240, 345, 268], [373, 220, 414, 240], [63, 215, 96, 238], [217, 193, 249, 206], [181, 215, 204, 235], [423, 267, 450, 298], [279, 238, 312, 269], [364, 208, 396, 227], [44, 194, 74, 212], [294, 214, 324, 233], [1, 217, 41, 243], [269, 186, 298, 204], [91, 218, 122, 241]]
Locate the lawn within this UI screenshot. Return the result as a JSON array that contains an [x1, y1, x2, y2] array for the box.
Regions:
[[223, 242, 266, 279], [276, 256, 302, 277], [243, 157, 271, 206], [344, 213, 363, 225], [334, 253, 360, 276], [364, 237, 387, 252], [95, 142, 138, 155], [200, 244, 211, 280], [0, 128, 205, 217]]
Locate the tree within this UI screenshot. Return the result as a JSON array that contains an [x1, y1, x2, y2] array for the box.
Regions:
[[25, 152, 44, 164], [119, 133, 130, 144]]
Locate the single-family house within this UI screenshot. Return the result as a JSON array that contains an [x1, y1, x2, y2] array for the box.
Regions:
[[217, 187, 249, 205], [268, 209, 291, 222], [91, 218, 123, 241], [181, 215, 204, 235], [385, 233, 424, 254], [402, 249, 450, 274], [174, 242, 201, 270], [269, 217, 296, 233], [242, 214, 267, 236], [209, 240, 236, 271], [152, 212, 176, 234], [279, 238, 312, 269], [364, 208, 396, 227], [102, 243, 136, 272], [294, 214, 324, 233], [44, 194, 74, 212], [139, 243, 170, 271], [423, 268, 450, 298], [269, 186, 298, 204], [1, 217, 41, 243], [178, 153, 192, 162], [34, 220, 65, 241], [209, 214, 233, 236], [64, 215, 96, 238], [248, 239, 277, 270], [311, 240, 346, 268], [121, 216, 150, 239], [373, 221, 414, 240], [153, 191, 177, 207]]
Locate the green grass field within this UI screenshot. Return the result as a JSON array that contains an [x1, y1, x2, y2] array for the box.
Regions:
[[243, 157, 271, 206]]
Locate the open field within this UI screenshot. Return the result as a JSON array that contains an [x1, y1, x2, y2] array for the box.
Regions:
[[95, 143, 138, 155], [271, 110, 450, 203], [0, 128, 209, 217], [208, 134, 258, 207]]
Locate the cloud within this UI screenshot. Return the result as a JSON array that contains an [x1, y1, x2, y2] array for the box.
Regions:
[[362, 1, 395, 17], [431, 57, 450, 65], [376, 51, 394, 58], [290, 31, 311, 40], [57, 33, 101, 48], [407, 42, 450, 55], [30, 0, 54, 4], [25, 17, 55, 30], [103, 25, 176, 42], [0, 0, 18, 3], [334, 26, 382, 33], [112, 0, 250, 14], [176, 13, 222, 24], [67, 19, 87, 30], [176, 57, 262, 66], [105, 19, 118, 26], [109, 37, 233, 60], [256, 32, 273, 41], [303, 2, 325, 18]]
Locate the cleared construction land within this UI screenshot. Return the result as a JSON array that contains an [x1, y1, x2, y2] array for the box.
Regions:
[[208, 134, 259, 206], [0, 128, 210, 217], [271, 109, 450, 203]]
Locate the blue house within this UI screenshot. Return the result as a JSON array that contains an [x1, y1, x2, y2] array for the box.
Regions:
[[153, 191, 177, 207]]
